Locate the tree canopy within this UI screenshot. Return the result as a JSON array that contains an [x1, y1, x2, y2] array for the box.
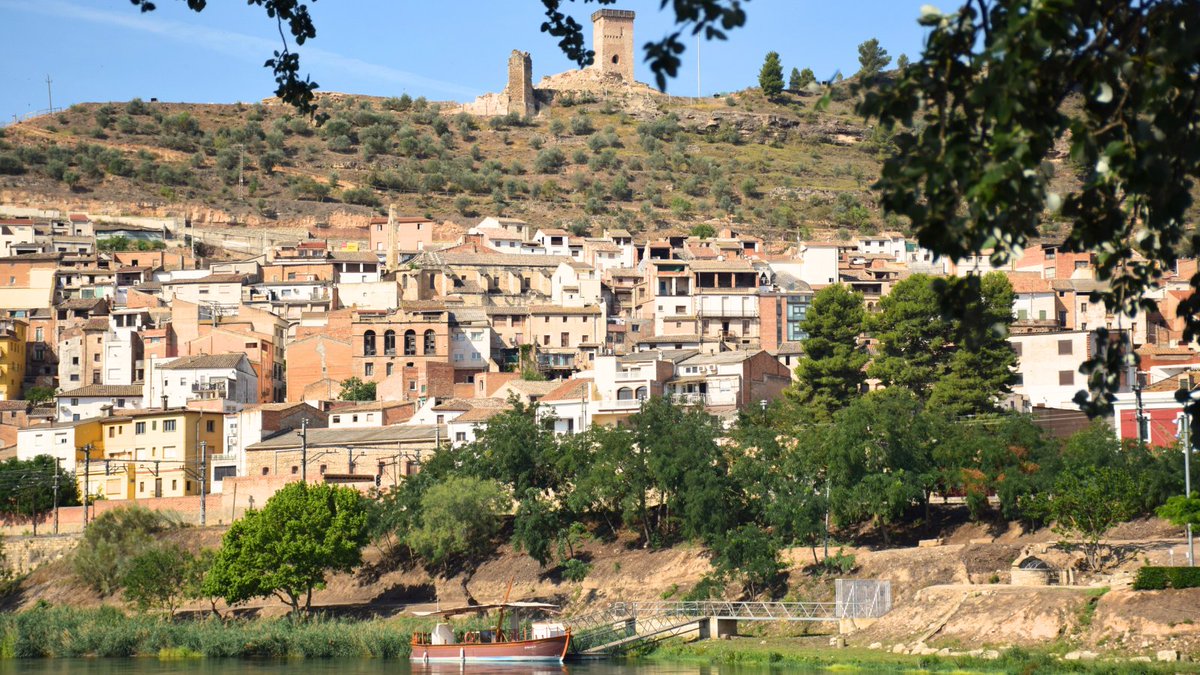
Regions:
[[785, 284, 868, 421], [207, 482, 370, 615], [861, 0, 1200, 418], [758, 52, 785, 98]]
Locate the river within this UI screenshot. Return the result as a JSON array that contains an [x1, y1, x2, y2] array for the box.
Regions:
[[0, 661, 865, 675]]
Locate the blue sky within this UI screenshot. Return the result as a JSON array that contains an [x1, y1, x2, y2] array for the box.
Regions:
[[0, 1, 934, 122]]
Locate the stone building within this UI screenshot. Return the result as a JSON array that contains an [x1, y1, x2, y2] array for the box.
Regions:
[[505, 50, 535, 117], [591, 9, 635, 81]]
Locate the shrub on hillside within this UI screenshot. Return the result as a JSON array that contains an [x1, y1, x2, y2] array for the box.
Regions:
[[73, 506, 184, 596], [1133, 566, 1200, 590]]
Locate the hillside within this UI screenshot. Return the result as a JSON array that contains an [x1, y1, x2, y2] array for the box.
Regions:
[[0, 86, 898, 240]]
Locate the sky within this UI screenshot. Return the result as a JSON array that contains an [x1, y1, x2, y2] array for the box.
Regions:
[[0, 1, 935, 123]]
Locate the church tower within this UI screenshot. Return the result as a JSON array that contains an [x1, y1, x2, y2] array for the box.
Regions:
[[591, 9, 635, 82]]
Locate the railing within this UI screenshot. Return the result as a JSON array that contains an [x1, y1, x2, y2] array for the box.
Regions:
[[567, 597, 892, 654]]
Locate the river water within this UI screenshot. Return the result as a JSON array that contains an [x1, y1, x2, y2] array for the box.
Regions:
[[0, 661, 865, 675]]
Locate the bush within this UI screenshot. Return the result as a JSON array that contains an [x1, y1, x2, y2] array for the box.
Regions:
[[341, 187, 381, 207], [0, 153, 25, 175], [532, 147, 566, 174], [73, 506, 184, 597], [561, 558, 592, 582], [1133, 566, 1200, 590]]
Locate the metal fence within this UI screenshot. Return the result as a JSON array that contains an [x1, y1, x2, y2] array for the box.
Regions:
[[835, 579, 892, 618]]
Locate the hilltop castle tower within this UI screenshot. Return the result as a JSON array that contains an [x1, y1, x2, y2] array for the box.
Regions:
[[591, 9, 635, 82], [505, 50, 535, 117]]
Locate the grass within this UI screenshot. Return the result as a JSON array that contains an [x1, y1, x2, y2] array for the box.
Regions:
[[638, 637, 1200, 673]]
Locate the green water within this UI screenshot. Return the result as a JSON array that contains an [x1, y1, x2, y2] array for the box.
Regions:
[[0, 660, 854, 675]]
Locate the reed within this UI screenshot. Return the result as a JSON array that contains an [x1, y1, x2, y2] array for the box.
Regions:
[[0, 605, 421, 659]]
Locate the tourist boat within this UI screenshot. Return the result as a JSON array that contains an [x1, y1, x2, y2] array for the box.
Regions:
[[410, 600, 571, 664]]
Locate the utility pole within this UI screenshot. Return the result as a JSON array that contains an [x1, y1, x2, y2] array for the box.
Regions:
[[199, 440, 207, 527], [299, 417, 308, 484], [45, 75, 53, 113], [82, 444, 92, 527], [238, 145, 245, 200], [1134, 371, 1148, 443], [53, 457, 61, 535], [1183, 411, 1195, 567]]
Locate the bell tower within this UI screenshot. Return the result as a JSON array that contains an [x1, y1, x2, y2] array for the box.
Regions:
[[591, 9, 635, 82]]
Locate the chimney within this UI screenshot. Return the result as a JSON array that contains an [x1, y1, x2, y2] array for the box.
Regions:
[[161, 394, 169, 410]]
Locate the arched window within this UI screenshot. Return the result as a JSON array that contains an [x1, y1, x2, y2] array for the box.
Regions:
[[617, 387, 634, 400], [363, 330, 376, 356], [635, 386, 648, 400], [383, 330, 396, 355], [403, 330, 417, 356], [423, 329, 437, 355]]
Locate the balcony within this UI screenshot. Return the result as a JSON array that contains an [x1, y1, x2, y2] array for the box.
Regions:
[[697, 307, 759, 318], [211, 452, 238, 463]]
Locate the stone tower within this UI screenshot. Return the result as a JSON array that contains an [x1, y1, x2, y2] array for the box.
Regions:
[[505, 50, 535, 117], [591, 9, 635, 82]]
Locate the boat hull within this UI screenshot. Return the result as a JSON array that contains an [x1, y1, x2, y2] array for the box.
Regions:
[[411, 634, 570, 663]]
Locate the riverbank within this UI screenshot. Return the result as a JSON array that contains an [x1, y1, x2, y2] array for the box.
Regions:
[[641, 637, 1200, 672], [0, 605, 420, 659]]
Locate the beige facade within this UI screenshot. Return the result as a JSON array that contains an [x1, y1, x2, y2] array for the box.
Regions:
[[94, 409, 225, 501]]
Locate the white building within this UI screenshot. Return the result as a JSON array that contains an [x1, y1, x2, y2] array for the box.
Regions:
[[449, 310, 493, 371], [533, 229, 571, 258], [552, 261, 603, 307], [16, 419, 94, 473], [798, 242, 840, 286], [1010, 330, 1095, 409], [55, 384, 144, 422], [144, 353, 259, 409]]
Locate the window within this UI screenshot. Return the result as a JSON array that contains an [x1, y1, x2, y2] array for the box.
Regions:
[[1080, 302, 1088, 313], [384, 330, 396, 355], [1013, 373, 1024, 386], [1059, 370, 1074, 386], [332, 415, 341, 423], [365, 362, 375, 376], [561, 332, 569, 347], [352, 414, 359, 423], [139, 482, 145, 493], [71, 398, 79, 406], [171, 480, 177, 491], [455, 432, 467, 442], [262, 467, 270, 476], [1057, 340, 1073, 355], [35, 327, 43, 342], [363, 330, 377, 356], [206, 420, 215, 433], [108, 427, 115, 438], [423, 329, 436, 355], [135, 422, 146, 434], [386, 362, 394, 376], [291, 465, 299, 475], [404, 330, 417, 355], [543, 334, 550, 346], [163, 419, 176, 432]]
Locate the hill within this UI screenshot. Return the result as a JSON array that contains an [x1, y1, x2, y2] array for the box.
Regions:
[[0, 86, 897, 241]]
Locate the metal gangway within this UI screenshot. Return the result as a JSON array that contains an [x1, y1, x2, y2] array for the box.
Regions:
[[567, 581, 891, 656]]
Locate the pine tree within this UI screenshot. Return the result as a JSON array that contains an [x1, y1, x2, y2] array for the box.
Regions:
[[758, 52, 785, 98], [857, 38, 891, 79], [788, 67, 802, 90], [785, 285, 868, 421], [798, 67, 816, 88]]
